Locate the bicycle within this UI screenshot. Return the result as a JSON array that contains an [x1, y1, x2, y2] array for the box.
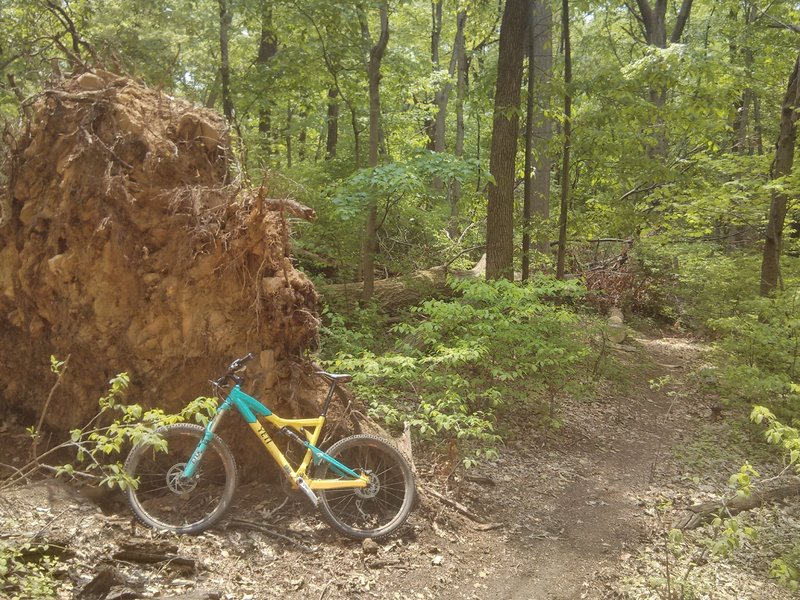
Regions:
[[124, 353, 416, 540]]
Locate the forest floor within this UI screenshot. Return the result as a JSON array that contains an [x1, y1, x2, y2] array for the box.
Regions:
[[1, 330, 797, 600]]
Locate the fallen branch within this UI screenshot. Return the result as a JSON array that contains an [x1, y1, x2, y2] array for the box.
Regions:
[[422, 484, 491, 525], [261, 197, 316, 221], [675, 482, 800, 529]]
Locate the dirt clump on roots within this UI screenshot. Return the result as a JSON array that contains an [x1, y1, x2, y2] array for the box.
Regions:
[[0, 71, 327, 471]]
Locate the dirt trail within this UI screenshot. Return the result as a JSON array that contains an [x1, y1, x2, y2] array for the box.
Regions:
[[5, 334, 772, 600], [480, 336, 705, 599]]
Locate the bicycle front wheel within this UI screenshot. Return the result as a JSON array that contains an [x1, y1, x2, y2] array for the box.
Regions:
[[316, 434, 416, 540], [124, 423, 237, 535]]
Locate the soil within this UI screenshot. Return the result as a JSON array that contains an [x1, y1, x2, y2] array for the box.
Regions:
[[1, 332, 795, 600]]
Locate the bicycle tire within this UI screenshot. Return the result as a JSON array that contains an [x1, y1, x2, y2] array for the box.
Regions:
[[124, 423, 237, 535], [316, 434, 416, 540]]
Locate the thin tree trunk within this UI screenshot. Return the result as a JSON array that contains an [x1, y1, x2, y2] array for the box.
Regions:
[[205, 69, 221, 109], [522, 1, 537, 281], [753, 93, 764, 155], [218, 0, 234, 122], [298, 110, 307, 162], [425, 0, 443, 151], [285, 104, 293, 168], [351, 106, 361, 170], [361, 1, 390, 302], [448, 10, 468, 239], [532, 0, 553, 257], [257, 2, 277, 157], [760, 53, 800, 296], [486, 0, 528, 281], [630, 0, 695, 157], [556, 0, 572, 280], [326, 87, 339, 159]]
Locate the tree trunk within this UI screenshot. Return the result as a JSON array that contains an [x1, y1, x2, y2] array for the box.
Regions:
[[326, 87, 339, 159], [523, 0, 553, 280], [425, 0, 443, 151], [360, 1, 390, 302], [555, 0, 572, 280], [204, 69, 221, 109], [448, 10, 468, 239], [532, 0, 553, 258], [285, 104, 293, 168], [350, 106, 361, 170], [630, 0, 695, 157], [522, 1, 536, 281], [298, 110, 307, 162], [218, 0, 234, 123], [257, 2, 277, 157], [486, 0, 528, 281], [760, 53, 800, 296]]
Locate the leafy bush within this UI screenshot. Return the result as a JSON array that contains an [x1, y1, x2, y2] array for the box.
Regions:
[[0, 543, 59, 600], [13, 367, 218, 492], [326, 276, 588, 463], [707, 289, 800, 422]]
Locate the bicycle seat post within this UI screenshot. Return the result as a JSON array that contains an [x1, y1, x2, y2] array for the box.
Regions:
[[320, 380, 337, 417], [315, 371, 353, 416]]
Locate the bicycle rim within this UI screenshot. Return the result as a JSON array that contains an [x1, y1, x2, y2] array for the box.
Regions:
[[318, 435, 415, 539], [125, 424, 237, 534]]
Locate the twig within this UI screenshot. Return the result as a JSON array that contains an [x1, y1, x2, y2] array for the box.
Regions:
[[422, 484, 488, 524], [318, 581, 331, 600], [0, 461, 25, 479], [32, 355, 70, 463], [228, 518, 316, 551]]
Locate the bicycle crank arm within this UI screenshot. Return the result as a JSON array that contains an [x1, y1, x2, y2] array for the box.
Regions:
[[295, 477, 319, 507]]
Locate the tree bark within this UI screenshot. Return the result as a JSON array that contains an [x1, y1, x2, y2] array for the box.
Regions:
[[522, 1, 536, 281], [425, 0, 443, 151], [257, 2, 277, 157], [298, 110, 307, 162], [285, 104, 293, 168], [218, 0, 234, 123], [448, 10, 468, 239], [523, 0, 553, 279], [760, 53, 800, 296], [326, 87, 339, 159], [360, 1, 390, 302], [555, 0, 572, 280], [486, 0, 528, 281], [532, 0, 553, 257]]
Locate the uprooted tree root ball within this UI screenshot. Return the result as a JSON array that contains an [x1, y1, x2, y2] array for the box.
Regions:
[[0, 71, 339, 470]]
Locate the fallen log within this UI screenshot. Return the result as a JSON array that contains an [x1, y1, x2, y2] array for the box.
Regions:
[[320, 255, 485, 312], [675, 482, 800, 530]]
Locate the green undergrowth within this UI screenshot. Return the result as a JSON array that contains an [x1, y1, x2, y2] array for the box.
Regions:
[[0, 542, 59, 600], [321, 276, 593, 464], [630, 240, 800, 592]]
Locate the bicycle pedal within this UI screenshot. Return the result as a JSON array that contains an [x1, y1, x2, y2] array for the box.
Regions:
[[295, 477, 319, 508]]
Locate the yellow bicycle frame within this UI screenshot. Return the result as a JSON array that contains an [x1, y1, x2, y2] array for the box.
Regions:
[[224, 385, 369, 491]]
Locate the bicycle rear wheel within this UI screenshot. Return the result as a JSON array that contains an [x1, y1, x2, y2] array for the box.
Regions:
[[316, 434, 416, 540], [124, 423, 237, 535]]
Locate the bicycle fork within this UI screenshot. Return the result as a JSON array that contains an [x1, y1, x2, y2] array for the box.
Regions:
[[181, 402, 233, 479]]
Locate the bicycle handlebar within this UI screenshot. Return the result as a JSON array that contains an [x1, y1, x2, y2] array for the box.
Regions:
[[213, 353, 255, 387], [228, 352, 255, 373]]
